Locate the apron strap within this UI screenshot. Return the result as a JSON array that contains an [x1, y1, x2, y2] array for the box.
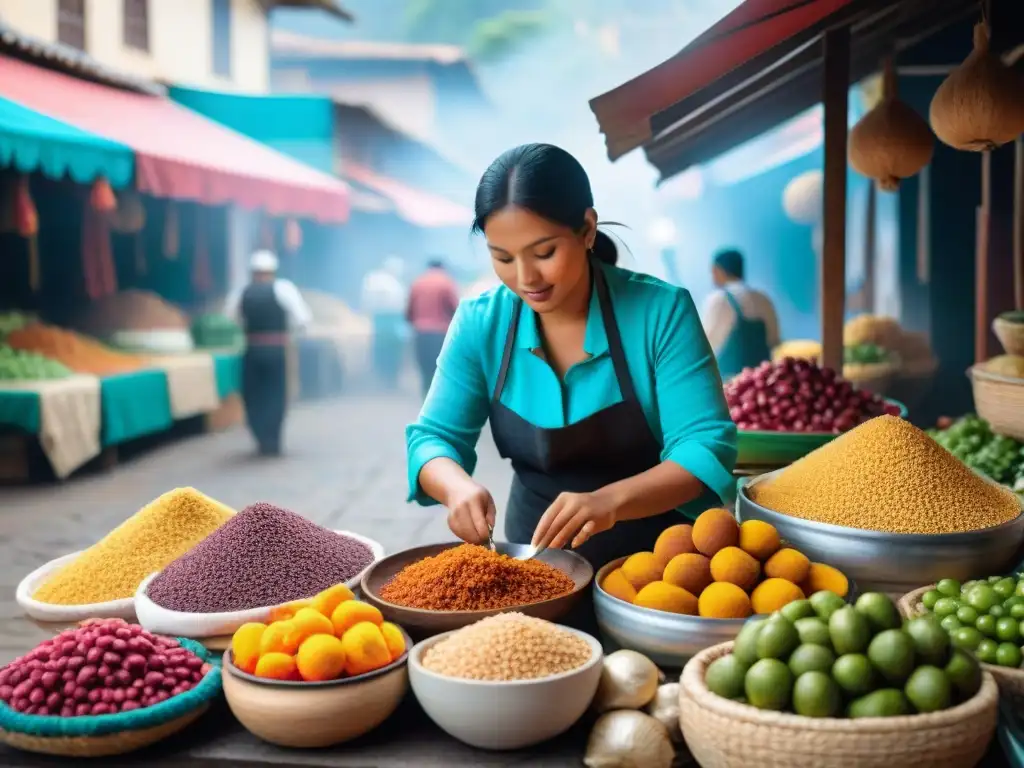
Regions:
[[722, 288, 747, 322], [492, 299, 522, 403], [594, 264, 638, 404]]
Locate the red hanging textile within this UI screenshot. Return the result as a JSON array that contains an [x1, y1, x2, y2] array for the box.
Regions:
[[90, 178, 117, 213], [81, 199, 118, 301], [191, 207, 214, 296], [14, 176, 37, 237]]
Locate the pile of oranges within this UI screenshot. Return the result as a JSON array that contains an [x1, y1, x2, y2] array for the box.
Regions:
[[230, 583, 405, 682], [600, 507, 849, 619]]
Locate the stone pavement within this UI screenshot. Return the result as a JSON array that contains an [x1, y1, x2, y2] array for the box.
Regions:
[[0, 393, 513, 664]]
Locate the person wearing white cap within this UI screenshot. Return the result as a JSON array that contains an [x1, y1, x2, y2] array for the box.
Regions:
[[224, 250, 312, 456]]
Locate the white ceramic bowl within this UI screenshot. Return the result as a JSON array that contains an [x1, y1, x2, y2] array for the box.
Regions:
[[16, 550, 137, 623], [134, 530, 385, 638], [408, 625, 603, 750]]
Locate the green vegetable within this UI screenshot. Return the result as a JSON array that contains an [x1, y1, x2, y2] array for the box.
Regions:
[[844, 343, 893, 365], [191, 313, 243, 349], [928, 415, 1024, 487], [0, 345, 72, 381]]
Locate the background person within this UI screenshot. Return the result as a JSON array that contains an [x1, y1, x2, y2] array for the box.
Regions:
[[225, 250, 312, 456], [405, 143, 736, 571], [407, 258, 460, 397], [699, 248, 779, 380], [361, 257, 408, 389]]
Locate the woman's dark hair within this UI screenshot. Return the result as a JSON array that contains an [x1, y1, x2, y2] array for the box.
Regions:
[[471, 143, 617, 266]]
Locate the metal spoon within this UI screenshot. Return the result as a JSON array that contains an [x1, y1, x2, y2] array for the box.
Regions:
[[513, 543, 546, 562], [486, 523, 497, 552]]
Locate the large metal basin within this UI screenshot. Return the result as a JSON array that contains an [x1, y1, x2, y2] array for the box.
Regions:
[[737, 473, 1024, 595]]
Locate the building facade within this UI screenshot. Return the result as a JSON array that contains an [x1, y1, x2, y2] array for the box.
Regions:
[[0, 0, 273, 92]]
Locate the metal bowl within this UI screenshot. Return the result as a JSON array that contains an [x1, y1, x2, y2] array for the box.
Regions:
[[593, 557, 859, 669], [360, 542, 593, 639], [737, 473, 1024, 595]]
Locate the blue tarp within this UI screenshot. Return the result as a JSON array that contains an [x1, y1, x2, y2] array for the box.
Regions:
[[0, 95, 134, 186]]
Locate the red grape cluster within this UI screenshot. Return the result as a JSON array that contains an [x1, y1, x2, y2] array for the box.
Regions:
[[725, 358, 900, 432], [0, 619, 205, 717]]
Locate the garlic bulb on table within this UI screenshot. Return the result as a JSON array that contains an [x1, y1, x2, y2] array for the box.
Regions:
[[592, 649, 662, 713], [584, 710, 675, 768], [645, 682, 682, 742]]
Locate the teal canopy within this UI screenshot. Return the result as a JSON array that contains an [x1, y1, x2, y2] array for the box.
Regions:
[[0, 95, 134, 187]]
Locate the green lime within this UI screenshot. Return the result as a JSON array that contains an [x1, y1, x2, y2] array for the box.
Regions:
[[794, 617, 832, 647], [745, 658, 793, 711], [904, 666, 952, 713], [996, 643, 1023, 668], [967, 584, 999, 612], [847, 689, 910, 718], [990, 605, 1006, 618], [829, 607, 871, 655], [1016, 580, 1024, 597], [705, 654, 750, 699], [1010, 603, 1024, 620], [951, 626, 984, 651], [780, 599, 816, 623], [792, 670, 842, 718], [756, 618, 800, 660], [810, 590, 846, 621], [867, 629, 917, 684], [990, 575, 1004, 584], [997, 617, 1021, 642], [854, 593, 901, 632], [940, 615, 964, 633], [921, 590, 942, 611], [933, 597, 960, 617], [976, 638, 999, 664], [936, 578, 962, 597], [975, 615, 997, 637], [945, 649, 982, 698], [1004, 596, 1024, 610], [788, 643, 836, 677], [995, 578, 1018, 600], [732, 620, 765, 665], [832, 653, 876, 696], [904, 616, 951, 666], [956, 606, 979, 625]]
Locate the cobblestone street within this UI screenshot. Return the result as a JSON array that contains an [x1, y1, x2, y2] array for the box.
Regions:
[[0, 393, 512, 664]]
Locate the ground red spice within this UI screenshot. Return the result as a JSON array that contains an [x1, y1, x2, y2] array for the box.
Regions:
[[379, 544, 575, 611]]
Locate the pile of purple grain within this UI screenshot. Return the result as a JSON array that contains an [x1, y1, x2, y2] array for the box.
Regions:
[[146, 502, 374, 613]]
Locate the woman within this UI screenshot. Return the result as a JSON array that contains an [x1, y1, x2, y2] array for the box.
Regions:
[[405, 144, 736, 568]]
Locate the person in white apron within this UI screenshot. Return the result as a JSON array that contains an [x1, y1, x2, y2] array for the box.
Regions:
[[405, 144, 737, 583]]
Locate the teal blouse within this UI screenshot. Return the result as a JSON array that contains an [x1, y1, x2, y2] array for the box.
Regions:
[[405, 262, 738, 517]]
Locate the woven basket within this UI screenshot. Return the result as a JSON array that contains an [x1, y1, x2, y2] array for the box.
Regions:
[[680, 641, 998, 768], [994, 318, 1024, 357], [0, 705, 207, 758], [969, 367, 1024, 441], [900, 584, 1024, 709]]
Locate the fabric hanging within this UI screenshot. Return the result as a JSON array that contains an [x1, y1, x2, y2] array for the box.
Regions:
[[163, 201, 180, 259], [191, 206, 214, 296], [81, 199, 117, 301]]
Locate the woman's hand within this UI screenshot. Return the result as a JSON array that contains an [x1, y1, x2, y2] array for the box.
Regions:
[[532, 491, 618, 551], [445, 479, 497, 545]]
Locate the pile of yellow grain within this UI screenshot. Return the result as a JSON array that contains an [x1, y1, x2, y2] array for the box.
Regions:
[[750, 415, 1022, 534], [32, 488, 235, 605]]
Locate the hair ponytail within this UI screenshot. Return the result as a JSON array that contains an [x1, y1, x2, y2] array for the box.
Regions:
[[591, 229, 618, 266]]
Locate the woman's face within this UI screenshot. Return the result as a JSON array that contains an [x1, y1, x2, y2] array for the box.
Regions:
[[483, 205, 596, 314]]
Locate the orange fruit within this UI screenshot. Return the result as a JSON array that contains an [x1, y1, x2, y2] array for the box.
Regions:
[[268, 599, 312, 623], [380, 622, 406, 661], [230, 622, 266, 674], [310, 583, 355, 618], [259, 621, 298, 656], [296, 634, 347, 682], [331, 600, 383, 637], [254, 652, 300, 681], [340, 622, 391, 676], [284, 607, 335, 649]]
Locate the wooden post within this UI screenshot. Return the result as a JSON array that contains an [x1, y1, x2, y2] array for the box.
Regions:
[[1014, 137, 1023, 310], [821, 28, 850, 373], [975, 151, 992, 364]]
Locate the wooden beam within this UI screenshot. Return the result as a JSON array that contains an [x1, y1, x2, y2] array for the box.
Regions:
[[821, 27, 850, 373], [1015, 137, 1024, 310], [975, 151, 992, 364]]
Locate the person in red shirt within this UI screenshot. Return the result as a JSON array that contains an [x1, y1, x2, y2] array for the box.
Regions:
[[407, 259, 460, 396]]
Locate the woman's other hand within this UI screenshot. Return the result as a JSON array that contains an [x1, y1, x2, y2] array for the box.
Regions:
[[445, 479, 497, 545], [532, 491, 618, 551]]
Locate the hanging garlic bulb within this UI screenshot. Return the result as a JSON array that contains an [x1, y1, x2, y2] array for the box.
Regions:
[[583, 711, 674, 768], [782, 170, 823, 225], [849, 58, 934, 191], [930, 21, 1024, 151]]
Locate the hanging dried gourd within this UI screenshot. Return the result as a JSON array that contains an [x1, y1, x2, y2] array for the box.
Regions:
[[89, 178, 117, 213], [284, 218, 303, 253], [163, 201, 180, 259], [110, 189, 146, 234], [14, 176, 40, 292], [849, 58, 934, 191], [930, 21, 1024, 151]]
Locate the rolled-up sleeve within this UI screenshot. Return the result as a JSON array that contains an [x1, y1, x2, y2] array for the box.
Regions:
[[655, 290, 737, 504], [405, 302, 490, 505]]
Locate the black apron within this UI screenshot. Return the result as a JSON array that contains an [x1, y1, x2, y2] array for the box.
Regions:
[[489, 265, 680, 573], [240, 282, 289, 455]]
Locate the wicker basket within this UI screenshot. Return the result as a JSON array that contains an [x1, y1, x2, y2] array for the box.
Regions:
[[994, 318, 1024, 357], [680, 641, 998, 768], [900, 584, 1024, 710], [969, 366, 1024, 441]]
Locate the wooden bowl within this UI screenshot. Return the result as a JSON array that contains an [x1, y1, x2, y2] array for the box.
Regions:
[[220, 636, 410, 748], [360, 542, 593, 639]]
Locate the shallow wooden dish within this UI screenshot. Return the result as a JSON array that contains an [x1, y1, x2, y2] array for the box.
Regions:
[[221, 639, 409, 748], [360, 542, 593, 639]]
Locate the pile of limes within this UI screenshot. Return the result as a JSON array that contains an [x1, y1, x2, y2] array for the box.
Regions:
[[920, 575, 1024, 668], [704, 591, 981, 718]]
